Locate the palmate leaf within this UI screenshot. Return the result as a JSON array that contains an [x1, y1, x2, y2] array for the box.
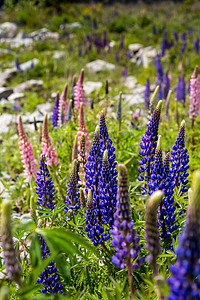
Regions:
[[35, 228, 98, 258]]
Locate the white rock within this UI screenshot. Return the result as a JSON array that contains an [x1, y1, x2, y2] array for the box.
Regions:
[[14, 79, 43, 93], [124, 76, 137, 90], [51, 92, 57, 98], [53, 51, 65, 59], [86, 59, 115, 73], [10, 37, 33, 48], [0, 113, 13, 133], [0, 87, 13, 99], [128, 43, 143, 52], [0, 67, 17, 87], [84, 81, 103, 95], [19, 58, 39, 72], [65, 22, 82, 29], [20, 213, 31, 221], [28, 110, 44, 123], [0, 22, 17, 38], [8, 92, 24, 102], [37, 103, 52, 114]]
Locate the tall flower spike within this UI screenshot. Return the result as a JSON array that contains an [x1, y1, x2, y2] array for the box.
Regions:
[[169, 120, 189, 196], [145, 191, 163, 275], [70, 75, 76, 109], [74, 69, 86, 112], [66, 100, 72, 122], [18, 115, 37, 181], [165, 90, 172, 118], [36, 155, 55, 212], [98, 149, 117, 227], [78, 133, 87, 179], [168, 171, 200, 300], [85, 190, 104, 246], [1, 200, 22, 286], [176, 75, 186, 104], [189, 66, 200, 127], [42, 114, 59, 166], [138, 101, 162, 193], [52, 92, 59, 128], [77, 102, 90, 154], [144, 78, 150, 109], [111, 164, 144, 271], [80, 188, 86, 208], [64, 159, 80, 215], [72, 135, 78, 161], [58, 84, 68, 127], [116, 92, 122, 121], [163, 71, 170, 100]]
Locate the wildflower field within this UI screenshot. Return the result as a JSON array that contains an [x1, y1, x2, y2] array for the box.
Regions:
[[1, 1, 200, 299]]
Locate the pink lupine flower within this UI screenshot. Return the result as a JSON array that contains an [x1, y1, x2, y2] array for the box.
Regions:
[[77, 103, 90, 155], [74, 69, 86, 112], [18, 115, 37, 181], [58, 83, 68, 126], [189, 66, 200, 127], [78, 133, 87, 183], [42, 114, 59, 166]]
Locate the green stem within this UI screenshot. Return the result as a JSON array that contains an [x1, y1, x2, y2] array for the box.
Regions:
[[50, 164, 66, 203]]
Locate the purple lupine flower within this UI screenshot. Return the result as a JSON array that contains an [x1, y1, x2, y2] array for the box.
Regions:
[[169, 120, 189, 196], [52, 92, 59, 128], [161, 33, 168, 57], [66, 100, 72, 122], [176, 75, 186, 104], [122, 67, 127, 78], [127, 51, 132, 59], [78, 47, 82, 57], [111, 164, 144, 270], [152, 25, 157, 35], [64, 159, 80, 215], [173, 31, 179, 42], [15, 58, 22, 72], [168, 171, 200, 300], [189, 66, 200, 126], [194, 38, 199, 54], [163, 71, 170, 100], [93, 18, 98, 30], [85, 126, 104, 246], [98, 149, 117, 227], [138, 101, 162, 193], [37, 236, 64, 294], [181, 32, 187, 54], [103, 31, 107, 47], [85, 190, 105, 246], [1, 200, 22, 286], [36, 155, 55, 212], [145, 191, 163, 276], [149, 137, 177, 244], [156, 74, 163, 100], [120, 36, 124, 49], [36, 156, 63, 294], [115, 52, 119, 64], [155, 56, 163, 80], [144, 78, 150, 109]]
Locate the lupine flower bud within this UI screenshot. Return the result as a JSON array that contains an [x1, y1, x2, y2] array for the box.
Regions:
[[66, 100, 73, 122], [64, 159, 80, 215], [52, 92, 59, 128], [36, 155, 55, 211], [74, 69, 86, 112], [80, 188, 86, 208], [189, 66, 200, 126], [116, 92, 122, 121], [168, 171, 200, 299], [77, 103, 90, 154], [72, 135, 78, 161], [42, 114, 59, 166], [145, 191, 163, 274], [149, 86, 159, 115], [18, 115, 37, 181], [138, 101, 162, 193], [1, 200, 22, 286], [0, 286, 9, 300], [78, 133, 87, 179], [111, 164, 144, 270], [58, 84, 68, 126]]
